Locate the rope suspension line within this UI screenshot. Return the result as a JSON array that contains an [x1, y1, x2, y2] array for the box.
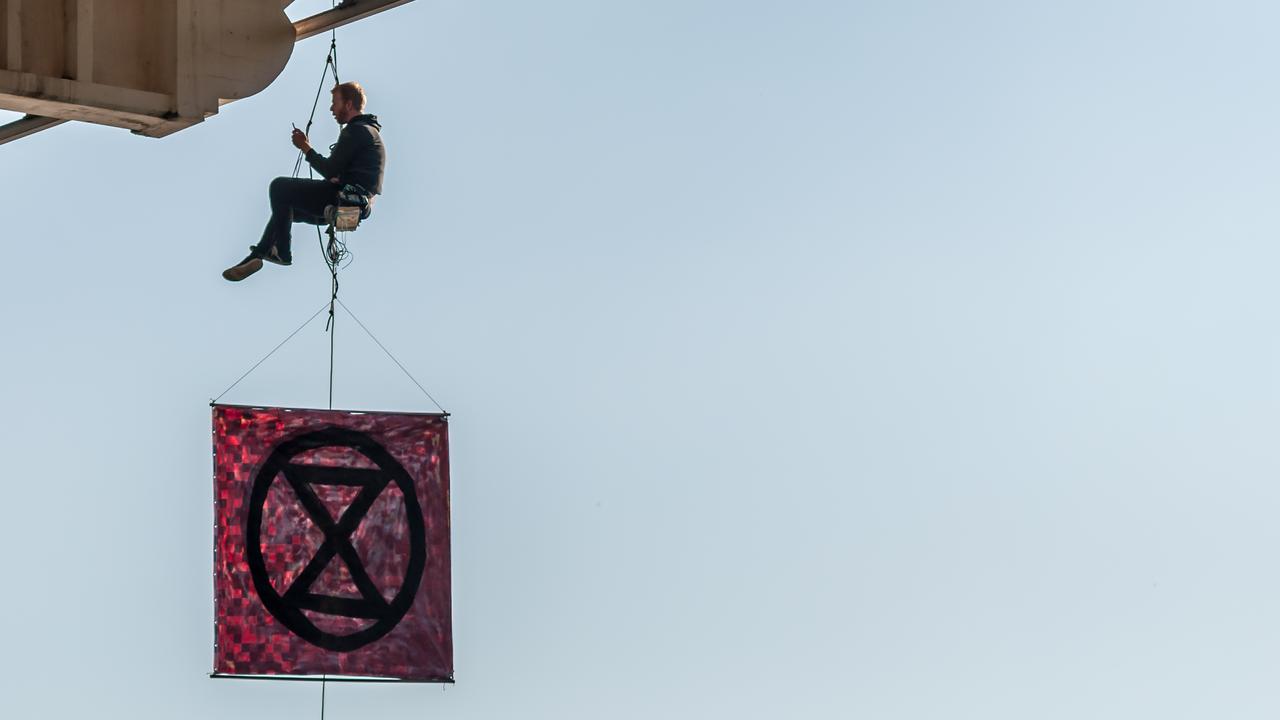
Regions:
[[290, 21, 347, 410], [293, 36, 340, 179], [337, 298, 448, 414], [211, 302, 331, 404]]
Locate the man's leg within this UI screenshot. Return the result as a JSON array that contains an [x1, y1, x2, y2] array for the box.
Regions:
[[255, 177, 338, 261]]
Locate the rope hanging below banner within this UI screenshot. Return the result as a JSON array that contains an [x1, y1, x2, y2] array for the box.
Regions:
[[337, 298, 449, 414], [318, 28, 338, 717]]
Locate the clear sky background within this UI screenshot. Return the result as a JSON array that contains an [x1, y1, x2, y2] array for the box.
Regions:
[[4, 0, 1280, 717]]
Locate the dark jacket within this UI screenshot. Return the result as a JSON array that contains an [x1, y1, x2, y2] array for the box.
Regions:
[[304, 114, 385, 195]]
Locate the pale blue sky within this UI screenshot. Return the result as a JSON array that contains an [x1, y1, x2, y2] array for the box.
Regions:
[[4, 1, 1280, 717]]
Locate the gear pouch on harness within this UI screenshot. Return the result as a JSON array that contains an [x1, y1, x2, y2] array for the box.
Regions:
[[324, 183, 374, 232]]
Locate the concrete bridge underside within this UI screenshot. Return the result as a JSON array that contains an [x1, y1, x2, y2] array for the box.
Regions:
[[0, 0, 414, 145]]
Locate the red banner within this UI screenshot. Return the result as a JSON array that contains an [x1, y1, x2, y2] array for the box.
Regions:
[[212, 404, 452, 681]]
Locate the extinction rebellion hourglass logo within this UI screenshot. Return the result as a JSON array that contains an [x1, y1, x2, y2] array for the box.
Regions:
[[245, 428, 428, 652]]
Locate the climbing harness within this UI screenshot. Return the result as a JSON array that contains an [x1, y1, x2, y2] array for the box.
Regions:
[[327, 182, 372, 231]]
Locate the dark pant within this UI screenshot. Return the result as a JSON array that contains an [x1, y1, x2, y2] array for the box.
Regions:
[[255, 177, 338, 257]]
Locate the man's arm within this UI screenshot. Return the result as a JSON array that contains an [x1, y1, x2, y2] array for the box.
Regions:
[[305, 126, 371, 180]]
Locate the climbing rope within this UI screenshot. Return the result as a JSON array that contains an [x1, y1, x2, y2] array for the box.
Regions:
[[289, 18, 350, 411], [292, 35, 340, 179], [210, 302, 331, 404], [210, 296, 447, 413]]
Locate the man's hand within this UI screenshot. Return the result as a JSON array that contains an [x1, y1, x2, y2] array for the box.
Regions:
[[291, 127, 312, 154]]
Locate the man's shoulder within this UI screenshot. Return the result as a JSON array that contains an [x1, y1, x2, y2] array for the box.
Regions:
[[346, 121, 381, 141]]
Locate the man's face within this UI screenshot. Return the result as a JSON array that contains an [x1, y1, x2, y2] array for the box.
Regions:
[[330, 92, 357, 124]]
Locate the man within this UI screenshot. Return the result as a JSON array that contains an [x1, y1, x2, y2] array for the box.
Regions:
[[223, 81, 386, 281]]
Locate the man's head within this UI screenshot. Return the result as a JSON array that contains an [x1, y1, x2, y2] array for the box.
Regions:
[[330, 82, 366, 124]]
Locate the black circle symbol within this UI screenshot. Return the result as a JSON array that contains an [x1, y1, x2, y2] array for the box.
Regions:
[[245, 427, 427, 652]]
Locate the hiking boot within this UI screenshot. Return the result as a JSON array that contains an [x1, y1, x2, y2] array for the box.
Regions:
[[222, 255, 263, 282]]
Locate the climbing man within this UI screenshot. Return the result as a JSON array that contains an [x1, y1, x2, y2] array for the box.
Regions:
[[223, 81, 386, 281]]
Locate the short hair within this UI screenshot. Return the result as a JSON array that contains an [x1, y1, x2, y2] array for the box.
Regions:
[[332, 82, 366, 112]]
